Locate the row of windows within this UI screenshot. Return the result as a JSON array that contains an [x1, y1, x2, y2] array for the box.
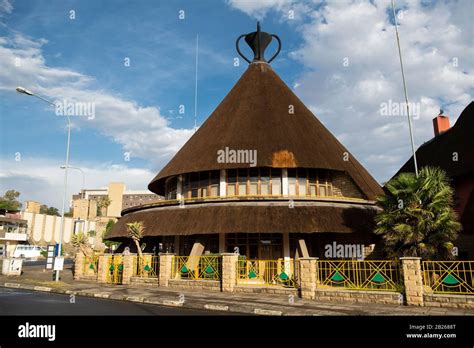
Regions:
[[165, 168, 336, 200]]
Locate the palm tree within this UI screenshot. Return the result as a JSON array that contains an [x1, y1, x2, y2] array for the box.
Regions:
[[71, 231, 92, 258], [375, 167, 461, 259], [127, 221, 144, 259], [97, 196, 112, 216]]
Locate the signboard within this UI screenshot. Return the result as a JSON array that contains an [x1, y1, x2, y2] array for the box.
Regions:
[[46, 245, 55, 270], [53, 257, 64, 271]]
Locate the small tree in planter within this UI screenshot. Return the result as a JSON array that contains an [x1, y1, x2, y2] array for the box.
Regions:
[[127, 221, 145, 275], [71, 231, 95, 275]]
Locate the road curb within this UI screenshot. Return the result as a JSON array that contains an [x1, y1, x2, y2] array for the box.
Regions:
[[0, 281, 295, 316]]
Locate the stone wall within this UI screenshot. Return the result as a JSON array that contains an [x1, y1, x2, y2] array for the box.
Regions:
[[424, 294, 474, 309], [315, 288, 402, 305], [168, 279, 221, 292], [234, 286, 297, 296]]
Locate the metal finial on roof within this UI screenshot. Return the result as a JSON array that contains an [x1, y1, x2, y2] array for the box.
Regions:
[[236, 21, 281, 64]]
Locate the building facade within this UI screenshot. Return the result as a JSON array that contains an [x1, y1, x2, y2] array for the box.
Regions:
[[396, 103, 474, 259], [72, 182, 161, 219], [107, 25, 384, 259]]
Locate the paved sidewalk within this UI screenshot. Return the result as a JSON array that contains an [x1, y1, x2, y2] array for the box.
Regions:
[[1, 273, 473, 316]]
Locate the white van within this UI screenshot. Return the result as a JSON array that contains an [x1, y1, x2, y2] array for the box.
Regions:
[[13, 245, 45, 258]]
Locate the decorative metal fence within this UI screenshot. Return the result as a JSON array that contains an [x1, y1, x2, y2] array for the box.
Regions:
[[237, 259, 298, 288], [318, 260, 401, 291], [106, 255, 123, 284], [133, 255, 159, 278], [172, 255, 221, 280], [82, 254, 99, 275], [422, 261, 474, 295]]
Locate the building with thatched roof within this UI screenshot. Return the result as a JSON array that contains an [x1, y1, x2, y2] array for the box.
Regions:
[[107, 24, 384, 259], [395, 102, 474, 259]]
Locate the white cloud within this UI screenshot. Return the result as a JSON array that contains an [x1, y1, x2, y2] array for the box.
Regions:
[[0, 33, 194, 166], [0, 157, 156, 208], [235, 0, 474, 182], [0, 0, 13, 16]]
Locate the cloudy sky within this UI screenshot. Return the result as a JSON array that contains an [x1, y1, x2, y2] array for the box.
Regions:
[[0, 0, 472, 208]]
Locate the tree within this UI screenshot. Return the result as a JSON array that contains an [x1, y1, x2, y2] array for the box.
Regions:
[[97, 196, 112, 216], [375, 167, 461, 259], [127, 221, 144, 259], [0, 190, 22, 210], [40, 205, 60, 216], [102, 219, 120, 250], [71, 231, 92, 258]]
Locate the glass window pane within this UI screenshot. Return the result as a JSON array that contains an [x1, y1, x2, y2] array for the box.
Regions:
[[298, 176, 307, 196], [288, 177, 296, 196], [228, 184, 236, 196], [227, 169, 237, 183], [260, 169, 269, 195], [271, 169, 281, 195], [238, 169, 247, 195], [319, 185, 326, 197], [210, 185, 218, 196], [309, 185, 317, 196]]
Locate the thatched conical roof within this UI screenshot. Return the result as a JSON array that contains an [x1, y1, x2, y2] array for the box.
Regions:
[[149, 61, 382, 200]]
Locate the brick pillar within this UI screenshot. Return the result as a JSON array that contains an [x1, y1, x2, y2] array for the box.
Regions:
[[74, 252, 84, 280], [400, 257, 424, 306], [299, 257, 318, 299], [221, 253, 238, 292], [97, 254, 110, 284], [158, 253, 174, 287], [122, 254, 136, 285]]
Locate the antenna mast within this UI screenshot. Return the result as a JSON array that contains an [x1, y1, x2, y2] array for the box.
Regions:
[[391, 0, 419, 177], [194, 34, 198, 132]]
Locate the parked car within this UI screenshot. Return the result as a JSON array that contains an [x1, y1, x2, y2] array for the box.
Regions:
[[13, 245, 46, 258]]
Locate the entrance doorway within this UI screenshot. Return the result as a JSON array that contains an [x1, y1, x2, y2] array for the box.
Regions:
[[226, 233, 283, 259]]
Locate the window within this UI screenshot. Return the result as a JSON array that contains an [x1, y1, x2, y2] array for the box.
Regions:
[[249, 168, 258, 195], [260, 168, 270, 195], [210, 171, 220, 197], [199, 172, 209, 198], [297, 169, 307, 196], [270, 169, 282, 195], [288, 169, 297, 196], [190, 172, 199, 198], [238, 169, 247, 195], [308, 169, 317, 196], [227, 169, 237, 196]]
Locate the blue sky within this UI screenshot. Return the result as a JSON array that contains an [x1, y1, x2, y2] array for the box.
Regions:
[[0, 0, 473, 208]]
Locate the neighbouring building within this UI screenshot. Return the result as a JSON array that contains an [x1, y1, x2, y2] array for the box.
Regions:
[[0, 210, 28, 257], [106, 24, 384, 259], [396, 103, 474, 259], [72, 182, 161, 219], [24, 200, 41, 214]]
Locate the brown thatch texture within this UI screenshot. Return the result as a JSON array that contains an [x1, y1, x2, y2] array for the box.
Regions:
[[396, 102, 474, 178], [106, 203, 378, 239], [148, 62, 383, 200]]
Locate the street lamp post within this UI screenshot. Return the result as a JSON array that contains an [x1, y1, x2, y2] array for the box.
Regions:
[[60, 166, 85, 197], [16, 86, 71, 281]]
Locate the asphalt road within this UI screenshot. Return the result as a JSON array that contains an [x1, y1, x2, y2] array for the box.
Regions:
[[0, 288, 229, 315]]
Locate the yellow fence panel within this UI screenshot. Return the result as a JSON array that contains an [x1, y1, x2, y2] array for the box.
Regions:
[[422, 261, 474, 295], [133, 255, 159, 278], [318, 260, 401, 291], [106, 255, 123, 284], [172, 255, 221, 280], [237, 259, 298, 288]]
